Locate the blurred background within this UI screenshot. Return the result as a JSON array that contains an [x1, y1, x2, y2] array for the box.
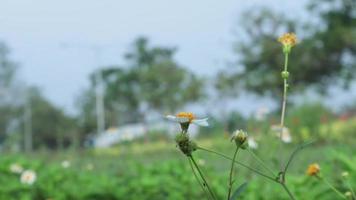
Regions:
[[0, 0, 355, 199]]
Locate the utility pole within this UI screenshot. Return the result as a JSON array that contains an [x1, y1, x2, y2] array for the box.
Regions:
[[61, 43, 106, 135], [93, 48, 105, 135]]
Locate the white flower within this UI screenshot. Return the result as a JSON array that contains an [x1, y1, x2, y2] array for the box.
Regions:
[[165, 112, 209, 127], [61, 160, 71, 168], [20, 170, 36, 185], [86, 163, 94, 171], [10, 163, 23, 174], [248, 137, 258, 149], [254, 106, 269, 121], [271, 125, 292, 143]]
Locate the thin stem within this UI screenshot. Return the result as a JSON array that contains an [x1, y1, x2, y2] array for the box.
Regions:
[[284, 52, 289, 71], [198, 146, 298, 199], [247, 148, 276, 177], [320, 177, 346, 199], [278, 52, 289, 171], [281, 183, 296, 200], [188, 158, 212, 200], [190, 155, 217, 200], [227, 147, 239, 200], [197, 146, 277, 182]]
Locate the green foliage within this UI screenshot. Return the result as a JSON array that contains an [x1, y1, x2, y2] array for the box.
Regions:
[[28, 88, 78, 149], [78, 37, 204, 134], [218, 0, 356, 98], [286, 102, 334, 141], [0, 42, 20, 141], [0, 140, 354, 200]]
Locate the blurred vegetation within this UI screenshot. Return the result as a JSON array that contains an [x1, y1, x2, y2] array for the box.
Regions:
[[0, 4, 355, 200], [77, 37, 204, 140], [0, 135, 355, 200], [216, 0, 356, 98]]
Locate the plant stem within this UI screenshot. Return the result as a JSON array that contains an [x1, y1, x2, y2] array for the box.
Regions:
[[281, 183, 296, 200], [198, 146, 298, 199], [188, 158, 212, 200], [278, 52, 289, 171], [197, 146, 277, 182], [227, 147, 239, 200], [190, 155, 217, 200], [320, 177, 346, 199], [247, 148, 276, 177]]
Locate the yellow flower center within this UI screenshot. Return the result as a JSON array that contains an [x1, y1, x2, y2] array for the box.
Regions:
[[306, 163, 320, 176], [278, 33, 297, 47], [176, 112, 195, 123]]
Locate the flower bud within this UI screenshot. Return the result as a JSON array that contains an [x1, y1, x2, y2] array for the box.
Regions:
[[345, 191, 352, 199], [281, 71, 289, 79], [175, 133, 197, 156], [231, 130, 248, 148], [341, 171, 349, 178]]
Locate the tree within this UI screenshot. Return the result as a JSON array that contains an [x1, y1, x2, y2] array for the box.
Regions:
[[218, 0, 356, 99], [78, 37, 204, 134], [28, 87, 78, 149], [0, 42, 21, 145]]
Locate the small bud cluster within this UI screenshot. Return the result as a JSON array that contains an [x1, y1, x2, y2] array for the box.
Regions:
[[175, 133, 197, 156], [231, 130, 248, 149]]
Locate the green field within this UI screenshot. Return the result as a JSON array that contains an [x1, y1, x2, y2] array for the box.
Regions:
[[1, 134, 355, 200]]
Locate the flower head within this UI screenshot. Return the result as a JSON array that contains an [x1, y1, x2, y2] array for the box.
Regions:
[[271, 125, 292, 143], [20, 170, 37, 185], [345, 191, 352, 198], [61, 160, 71, 168], [10, 163, 23, 174], [278, 33, 297, 53], [166, 112, 208, 132], [341, 171, 349, 178], [278, 33, 297, 47], [231, 130, 248, 148], [307, 163, 320, 176], [86, 163, 94, 171], [247, 137, 258, 149]]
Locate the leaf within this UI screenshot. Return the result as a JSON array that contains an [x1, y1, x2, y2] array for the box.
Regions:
[[229, 182, 248, 200], [284, 140, 315, 174]]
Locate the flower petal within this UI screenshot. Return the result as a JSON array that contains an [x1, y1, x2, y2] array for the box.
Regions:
[[192, 118, 209, 127], [177, 117, 190, 123], [165, 115, 178, 122], [166, 115, 190, 123]]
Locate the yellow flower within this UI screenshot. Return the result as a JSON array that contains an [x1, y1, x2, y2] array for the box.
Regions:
[[307, 163, 320, 176], [166, 112, 208, 132], [278, 33, 297, 47], [176, 112, 196, 123], [166, 112, 208, 126]]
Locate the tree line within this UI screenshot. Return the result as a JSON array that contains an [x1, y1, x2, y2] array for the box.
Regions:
[[0, 0, 354, 151]]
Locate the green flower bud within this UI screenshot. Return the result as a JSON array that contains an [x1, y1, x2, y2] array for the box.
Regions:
[[231, 130, 248, 147], [341, 171, 349, 178], [175, 133, 197, 156], [345, 191, 352, 199], [281, 71, 289, 79]]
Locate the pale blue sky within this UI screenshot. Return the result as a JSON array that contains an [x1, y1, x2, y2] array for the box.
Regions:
[[4, 0, 351, 116]]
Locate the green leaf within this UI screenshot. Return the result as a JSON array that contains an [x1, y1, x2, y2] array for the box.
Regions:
[[229, 182, 248, 200]]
